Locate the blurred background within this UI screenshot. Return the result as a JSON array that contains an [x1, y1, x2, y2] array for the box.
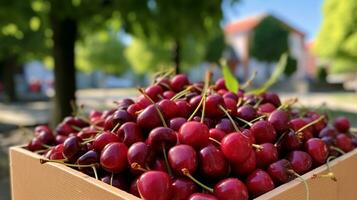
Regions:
[[1, 0, 357, 199]]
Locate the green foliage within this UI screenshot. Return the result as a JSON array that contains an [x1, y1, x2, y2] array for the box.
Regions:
[[221, 61, 239, 93], [330, 58, 357, 74], [316, 66, 327, 82], [250, 16, 289, 63], [76, 31, 129, 75], [284, 55, 297, 77], [249, 53, 288, 95]]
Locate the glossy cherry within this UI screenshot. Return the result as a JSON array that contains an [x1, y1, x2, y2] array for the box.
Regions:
[[250, 120, 276, 144], [214, 178, 249, 200], [221, 132, 252, 164], [255, 143, 278, 168], [168, 144, 197, 175], [267, 159, 294, 185], [100, 142, 128, 173], [117, 122, 143, 146], [333, 116, 350, 133], [268, 110, 289, 133], [246, 169, 275, 197], [304, 138, 328, 165], [92, 131, 119, 152], [199, 145, 228, 179], [178, 121, 209, 149], [137, 171, 172, 200], [171, 178, 198, 200], [287, 150, 312, 174]]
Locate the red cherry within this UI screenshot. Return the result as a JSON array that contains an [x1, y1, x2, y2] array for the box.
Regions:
[[236, 105, 257, 121], [215, 118, 234, 133], [130, 178, 140, 197], [261, 92, 281, 107], [223, 91, 238, 101], [215, 77, 227, 90], [170, 117, 187, 132], [335, 134, 354, 152], [250, 121, 276, 144], [145, 84, 163, 102], [171, 178, 198, 200], [137, 104, 164, 130], [62, 136, 85, 162], [255, 143, 278, 168], [168, 144, 197, 175], [289, 118, 314, 141], [147, 127, 177, 151], [137, 171, 172, 200], [34, 125, 52, 137], [127, 142, 153, 171], [171, 74, 189, 92], [221, 132, 252, 164], [159, 99, 179, 119], [92, 131, 119, 152], [267, 159, 294, 185], [204, 95, 225, 117], [214, 178, 249, 200], [178, 121, 209, 149], [117, 122, 143, 146], [304, 138, 328, 165], [199, 145, 228, 179], [209, 128, 226, 142], [27, 137, 44, 151], [189, 193, 218, 200], [241, 129, 256, 144], [231, 150, 256, 176], [163, 90, 176, 99], [100, 142, 128, 173], [268, 110, 290, 133], [258, 103, 276, 114], [287, 151, 312, 174], [318, 126, 337, 138], [333, 116, 350, 133], [246, 169, 275, 197], [224, 97, 237, 116]]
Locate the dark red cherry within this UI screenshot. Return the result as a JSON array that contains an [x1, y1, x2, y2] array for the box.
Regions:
[[34, 125, 52, 137], [199, 145, 228, 179], [204, 95, 225, 117], [76, 150, 98, 174], [241, 129, 256, 144], [289, 118, 313, 141], [250, 120, 276, 144], [171, 74, 189, 92], [255, 143, 278, 168], [214, 178, 249, 200], [189, 193, 218, 200], [304, 138, 328, 165], [281, 130, 302, 151], [27, 137, 44, 151], [100, 142, 128, 173], [261, 92, 281, 107], [137, 171, 172, 200], [127, 142, 153, 170], [221, 132, 252, 164], [178, 121, 209, 149], [101, 174, 128, 191], [147, 127, 177, 151], [333, 116, 350, 133], [171, 178, 198, 200], [231, 150, 256, 176], [56, 122, 76, 136], [77, 127, 98, 139], [246, 169, 275, 197], [55, 135, 67, 144], [223, 91, 238, 101], [136, 95, 151, 109], [267, 159, 294, 185], [215, 118, 234, 133], [37, 130, 55, 145], [127, 103, 142, 117], [130, 178, 140, 197], [115, 98, 134, 110], [170, 117, 187, 132], [335, 134, 354, 152], [258, 103, 276, 114], [318, 126, 337, 138], [287, 151, 312, 174], [224, 97, 237, 116], [92, 131, 119, 152], [159, 99, 179, 119], [176, 100, 192, 118], [268, 110, 289, 133], [215, 77, 227, 90], [104, 110, 134, 131], [151, 158, 167, 172], [168, 144, 197, 175], [163, 90, 176, 99], [137, 104, 163, 130], [117, 122, 143, 146], [209, 128, 226, 142], [62, 136, 85, 162], [145, 84, 163, 102], [236, 105, 257, 121]]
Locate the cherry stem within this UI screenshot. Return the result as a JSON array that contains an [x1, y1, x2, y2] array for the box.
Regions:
[[236, 97, 243, 107], [162, 144, 173, 176], [34, 149, 49, 154], [235, 116, 253, 127], [288, 169, 310, 200], [242, 115, 266, 129], [253, 98, 263, 109], [218, 105, 240, 132], [130, 163, 148, 172], [187, 96, 204, 121], [40, 159, 98, 168], [82, 138, 95, 145], [277, 98, 298, 110], [330, 146, 346, 155], [181, 168, 214, 193], [42, 144, 53, 149], [110, 172, 114, 186], [209, 137, 221, 145], [92, 166, 98, 180], [241, 70, 257, 89], [312, 156, 337, 182], [296, 115, 325, 134], [111, 122, 121, 133], [71, 125, 82, 132], [274, 131, 287, 147], [138, 88, 168, 128], [252, 144, 263, 151], [170, 86, 192, 101]]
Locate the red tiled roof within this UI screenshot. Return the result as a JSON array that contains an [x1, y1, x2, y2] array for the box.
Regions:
[[225, 14, 305, 37]]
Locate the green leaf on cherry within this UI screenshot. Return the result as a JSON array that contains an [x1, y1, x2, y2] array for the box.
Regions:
[[221, 60, 239, 93], [249, 53, 288, 95]]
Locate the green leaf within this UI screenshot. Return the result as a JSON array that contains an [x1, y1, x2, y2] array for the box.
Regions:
[[249, 53, 288, 95], [221, 60, 239, 93]]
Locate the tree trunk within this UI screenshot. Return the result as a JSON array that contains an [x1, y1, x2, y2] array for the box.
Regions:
[[172, 40, 181, 74], [51, 15, 78, 124], [1, 56, 18, 102]]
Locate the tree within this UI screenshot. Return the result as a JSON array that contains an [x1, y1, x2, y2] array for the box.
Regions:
[[250, 16, 289, 63], [0, 1, 47, 102], [118, 0, 236, 73], [314, 0, 357, 73]]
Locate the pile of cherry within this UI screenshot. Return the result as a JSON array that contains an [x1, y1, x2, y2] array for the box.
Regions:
[[27, 73, 356, 200]]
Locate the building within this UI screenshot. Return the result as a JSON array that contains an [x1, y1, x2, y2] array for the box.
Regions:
[[224, 13, 307, 84]]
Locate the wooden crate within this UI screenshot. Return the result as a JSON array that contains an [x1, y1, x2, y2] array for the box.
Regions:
[[9, 146, 357, 200]]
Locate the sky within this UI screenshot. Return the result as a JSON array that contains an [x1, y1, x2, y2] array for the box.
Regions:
[[223, 0, 324, 41]]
